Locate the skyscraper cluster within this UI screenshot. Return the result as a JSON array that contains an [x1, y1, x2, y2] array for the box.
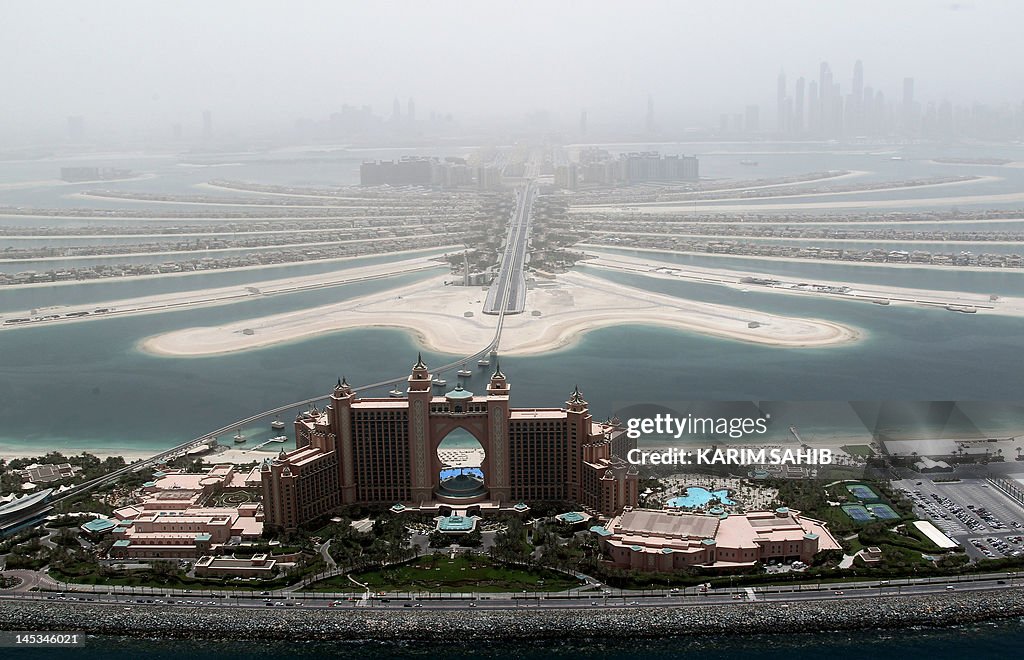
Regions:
[[767, 60, 1024, 141], [773, 60, 912, 137]]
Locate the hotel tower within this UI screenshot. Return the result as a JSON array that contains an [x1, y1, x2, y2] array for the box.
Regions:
[[261, 356, 639, 532]]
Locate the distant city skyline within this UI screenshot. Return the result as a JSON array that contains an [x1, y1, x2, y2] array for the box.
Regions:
[[3, 1, 1023, 144], [728, 58, 1023, 140]]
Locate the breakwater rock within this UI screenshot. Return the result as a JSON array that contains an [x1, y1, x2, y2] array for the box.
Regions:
[[1, 591, 1023, 641]]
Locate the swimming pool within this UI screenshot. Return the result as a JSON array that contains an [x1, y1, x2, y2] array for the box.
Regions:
[[667, 487, 735, 508], [440, 467, 483, 480]]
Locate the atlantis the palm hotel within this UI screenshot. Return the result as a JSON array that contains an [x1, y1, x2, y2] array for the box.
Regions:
[[261, 356, 840, 573]]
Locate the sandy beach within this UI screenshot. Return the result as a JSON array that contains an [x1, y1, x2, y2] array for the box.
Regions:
[[572, 174, 995, 208], [572, 187, 1024, 214], [0, 444, 159, 462], [138, 268, 860, 358], [580, 243, 1024, 274], [0, 246, 450, 293], [582, 249, 1024, 315], [589, 229, 1024, 247], [0, 234, 455, 265], [0, 442, 276, 463], [576, 216, 1024, 226], [0, 254, 447, 327], [0, 173, 156, 191], [72, 191, 433, 210]]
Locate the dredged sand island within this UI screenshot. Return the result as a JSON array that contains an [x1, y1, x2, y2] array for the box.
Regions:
[[138, 270, 860, 357], [582, 250, 1024, 315]]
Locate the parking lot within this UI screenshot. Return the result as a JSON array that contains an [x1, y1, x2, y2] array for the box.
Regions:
[[892, 477, 1024, 560]]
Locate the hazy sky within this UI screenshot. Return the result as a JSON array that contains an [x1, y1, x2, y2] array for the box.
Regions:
[[3, 0, 1022, 138]]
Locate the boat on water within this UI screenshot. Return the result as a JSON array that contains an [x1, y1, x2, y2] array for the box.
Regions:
[[890, 156, 904, 161], [233, 429, 245, 444], [477, 358, 490, 367], [432, 376, 447, 387], [270, 435, 288, 443], [389, 384, 404, 397], [739, 159, 758, 166], [872, 299, 891, 305], [271, 417, 285, 430], [457, 364, 473, 377], [945, 304, 977, 314]]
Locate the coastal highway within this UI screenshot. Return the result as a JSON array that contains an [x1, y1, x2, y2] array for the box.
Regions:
[[483, 182, 535, 315], [4, 570, 1021, 611]]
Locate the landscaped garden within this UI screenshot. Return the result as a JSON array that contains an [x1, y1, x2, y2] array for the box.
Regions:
[[306, 553, 583, 593]]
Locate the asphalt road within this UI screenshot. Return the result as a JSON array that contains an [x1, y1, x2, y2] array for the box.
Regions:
[[4, 570, 1020, 612]]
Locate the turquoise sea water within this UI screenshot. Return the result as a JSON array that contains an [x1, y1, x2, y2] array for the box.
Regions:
[[1, 294, 1022, 454], [0, 146, 1022, 452]]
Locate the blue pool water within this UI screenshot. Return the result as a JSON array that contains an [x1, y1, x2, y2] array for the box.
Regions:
[[667, 487, 735, 508], [440, 467, 484, 480]]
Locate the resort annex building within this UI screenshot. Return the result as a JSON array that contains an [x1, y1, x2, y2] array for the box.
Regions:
[[593, 507, 841, 572], [261, 357, 639, 532]]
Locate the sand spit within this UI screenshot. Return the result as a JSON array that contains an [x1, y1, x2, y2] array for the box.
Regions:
[[573, 187, 1024, 214], [574, 174, 996, 208], [582, 249, 1024, 316], [0, 254, 445, 327], [0, 246, 452, 292], [580, 243, 1024, 274]]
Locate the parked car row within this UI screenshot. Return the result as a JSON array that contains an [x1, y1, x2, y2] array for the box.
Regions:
[[900, 488, 981, 535]]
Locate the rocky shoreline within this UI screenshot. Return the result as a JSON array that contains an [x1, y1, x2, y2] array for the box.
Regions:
[[1, 590, 1023, 641]]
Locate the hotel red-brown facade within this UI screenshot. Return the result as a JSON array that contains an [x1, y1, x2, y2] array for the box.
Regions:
[[261, 356, 639, 532]]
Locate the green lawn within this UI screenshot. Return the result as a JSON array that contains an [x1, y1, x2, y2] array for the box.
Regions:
[[306, 555, 583, 593], [50, 568, 290, 591], [840, 445, 874, 457]]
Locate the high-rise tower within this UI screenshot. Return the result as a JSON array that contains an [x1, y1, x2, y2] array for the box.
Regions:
[[851, 60, 864, 132], [793, 77, 805, 133], [777, 71, 788, 132]]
